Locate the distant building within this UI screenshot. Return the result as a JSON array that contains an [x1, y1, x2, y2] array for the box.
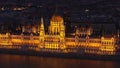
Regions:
[[0, 10, 119, 55]]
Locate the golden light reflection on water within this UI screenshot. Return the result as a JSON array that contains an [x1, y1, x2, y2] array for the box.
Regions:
[[0, 54, 119, 68]]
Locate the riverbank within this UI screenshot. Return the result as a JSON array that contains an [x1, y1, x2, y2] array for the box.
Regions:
[[0, 48, 120, 61]]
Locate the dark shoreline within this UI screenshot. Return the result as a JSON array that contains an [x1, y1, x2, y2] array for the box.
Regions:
[[0, 48, 120, 61]]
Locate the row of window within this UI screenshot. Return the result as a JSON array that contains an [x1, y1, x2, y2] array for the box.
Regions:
[[0, 37, 39, 40], [12, 43, 38, 45], [0, 37, 8, 39], [66, 39, 75, 42], [42, 49, 61, 52], [85, 50, 115, 55], [102, 42, 114, 45]]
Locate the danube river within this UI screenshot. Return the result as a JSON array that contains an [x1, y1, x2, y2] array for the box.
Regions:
[[0, 54, 120, 68]]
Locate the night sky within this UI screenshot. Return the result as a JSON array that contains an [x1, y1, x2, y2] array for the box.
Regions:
[[0, 0, 119, 26], [0, 0, 119, 4]]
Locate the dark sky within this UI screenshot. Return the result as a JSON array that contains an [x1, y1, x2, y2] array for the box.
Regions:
[[0, 0, 119, 7], [0, 0, 118, 3]]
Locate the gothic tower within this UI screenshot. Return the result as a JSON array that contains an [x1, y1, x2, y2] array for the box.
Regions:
[[39, 17, 45, 48], [49, 9, 66, 49]]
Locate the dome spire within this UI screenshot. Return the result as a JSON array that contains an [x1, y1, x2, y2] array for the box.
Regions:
[[55, 4, 58, 15], [50, 5, 63, 23]]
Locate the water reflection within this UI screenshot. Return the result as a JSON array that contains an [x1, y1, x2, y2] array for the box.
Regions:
[[0, 54, 120, 68]]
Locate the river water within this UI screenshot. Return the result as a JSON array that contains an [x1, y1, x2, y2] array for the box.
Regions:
[[0, 54, 120, 68]]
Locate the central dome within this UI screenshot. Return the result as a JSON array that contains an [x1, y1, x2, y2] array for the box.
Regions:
[[51, 14, 63, 22]]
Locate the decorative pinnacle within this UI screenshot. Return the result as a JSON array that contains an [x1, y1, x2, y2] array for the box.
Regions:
[[41, 17, 44, 24], [40, 17, 44, 29]]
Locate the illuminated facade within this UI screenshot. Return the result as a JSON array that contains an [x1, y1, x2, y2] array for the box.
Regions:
[[0, 11, 118, 55]]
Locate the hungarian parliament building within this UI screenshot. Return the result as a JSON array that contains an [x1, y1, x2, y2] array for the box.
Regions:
[[0, 11, 119, 55]]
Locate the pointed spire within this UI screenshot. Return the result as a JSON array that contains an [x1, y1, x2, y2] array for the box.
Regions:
[[55, 4, 58, 14], [39, 17, 45, 34], [39, 17, 45, 35], [54, 4, 59, 16], [40, 17, 44, 28], [41, 17, 44, 23]]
